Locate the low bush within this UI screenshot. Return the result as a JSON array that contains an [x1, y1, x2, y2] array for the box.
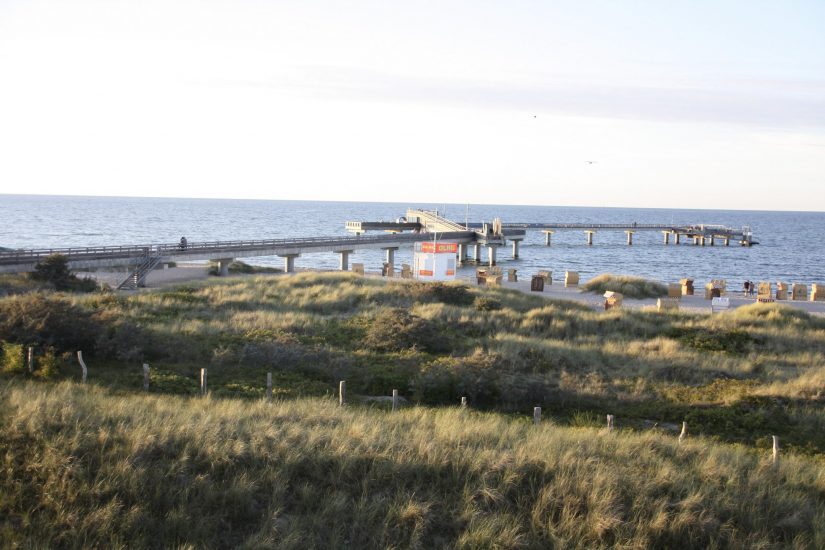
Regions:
[[34, 348, 65, 379], [0, 294, 101, 353], [30, 253, 98, 292], [1, 342, 25, 374], [401, 282, 474, 306], [473, 296, 501, 311], [678, 328, 757, 354], [363, 309, 450, 353], [582, 273, 668, 299]]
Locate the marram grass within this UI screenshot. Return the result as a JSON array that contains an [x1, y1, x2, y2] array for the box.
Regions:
[[582, 273, 668, 299], [1, 381, 824, 549]]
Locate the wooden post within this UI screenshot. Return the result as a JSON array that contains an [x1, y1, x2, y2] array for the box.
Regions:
[[392, 389, 399, 412], [143, 364, 150, 391], [339, 380, 346, 406], [772, 435, 779, 465], [607, 414, 614, 431], [266, 372, 272, 401], [27, 346, 33, 374], [533, 406, 541, 425], [76, 351, 88, 384], [678, 421, 687, 443], [461, 396, 467, 409], [200, 368, 207, 396]]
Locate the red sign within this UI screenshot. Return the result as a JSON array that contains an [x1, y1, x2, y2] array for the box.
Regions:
[[420, 242, 458, 254]]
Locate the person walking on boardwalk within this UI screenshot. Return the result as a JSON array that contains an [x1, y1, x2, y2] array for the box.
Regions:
[[179, 236, 188, 250]]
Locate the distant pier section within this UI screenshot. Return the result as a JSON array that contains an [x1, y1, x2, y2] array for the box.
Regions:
[[348, 212, 755, 248]]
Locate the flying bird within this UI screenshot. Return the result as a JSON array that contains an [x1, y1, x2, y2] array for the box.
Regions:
[[585, 160, 597, 164]]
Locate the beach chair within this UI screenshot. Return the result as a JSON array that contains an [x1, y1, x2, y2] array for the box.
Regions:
[[711, 297, 730, 313]]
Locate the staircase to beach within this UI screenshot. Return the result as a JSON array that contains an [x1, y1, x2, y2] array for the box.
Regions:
[[117, 254, 162, 290]]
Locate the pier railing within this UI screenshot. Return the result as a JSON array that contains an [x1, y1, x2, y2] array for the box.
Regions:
[[0, 231, 477, 265]]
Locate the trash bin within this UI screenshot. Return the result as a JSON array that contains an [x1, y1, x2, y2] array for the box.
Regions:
[[476, 268, 487, 286], [507, 268, 517, 282], [531, 275, 545, 292]]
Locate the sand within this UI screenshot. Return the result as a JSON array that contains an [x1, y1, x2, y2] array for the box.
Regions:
[[79, 265, 825, 316], [494, 277, 825, 316], [77, 264, 212, 289]]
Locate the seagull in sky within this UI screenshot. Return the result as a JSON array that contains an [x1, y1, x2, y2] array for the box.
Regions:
[[585, 160, 597, 164]]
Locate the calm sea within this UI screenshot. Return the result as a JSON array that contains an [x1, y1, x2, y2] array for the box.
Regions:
[[1, 195, 823, 285]]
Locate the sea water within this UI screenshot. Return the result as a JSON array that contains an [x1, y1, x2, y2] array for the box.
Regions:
[[1, 194, 823, 285]]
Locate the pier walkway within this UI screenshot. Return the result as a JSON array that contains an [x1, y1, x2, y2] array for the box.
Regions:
[[348, 213, 754, 247], [0, 230, 478, 289]]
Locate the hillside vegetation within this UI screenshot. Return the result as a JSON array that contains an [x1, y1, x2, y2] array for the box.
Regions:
[[2, 272, 825, 547], [2, 382, 824, 549], [2, 272, 825, 454]]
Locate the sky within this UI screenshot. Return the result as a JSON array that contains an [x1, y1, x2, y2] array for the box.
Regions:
[[0, 0, 823, 210]]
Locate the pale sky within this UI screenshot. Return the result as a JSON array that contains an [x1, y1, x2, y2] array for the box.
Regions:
[[1, 0, 823, 210]]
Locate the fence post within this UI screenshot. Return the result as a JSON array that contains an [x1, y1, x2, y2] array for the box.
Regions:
[[143, 364, 150, 391], [27, 347, 34, 374], [772, 435, 779, 465], [533, 406, 541, 425], [607, 414, 614, 431], [200, 368, 207, 396], [339, 380, 346, 406], [77, 351, 88, 384], [266, 372, 272, 401], [392, 389, 399, 411], [461, 396, 467, 409]]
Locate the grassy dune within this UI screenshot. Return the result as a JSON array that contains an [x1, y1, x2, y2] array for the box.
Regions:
[[2, 272, 825, 547], [581, 273, 669, 299], [2, 381, 824, 549], [2, 273, 825, 453]]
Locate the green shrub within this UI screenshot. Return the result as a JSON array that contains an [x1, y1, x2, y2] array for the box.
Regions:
[[30, 254, 98, 292], [678, 328, 756, 354], [401, 282, 474, 306], [1, 342, 25, 374], [34, 348, 64, 379], [473, 296, 501, 311], [229, 260, 255, 273], [582, 273, 668, 299], [363, 309, 450, 353], [0, 294, 101, 353], [412, 352, 503, 407], [31, 254, 73, 289]]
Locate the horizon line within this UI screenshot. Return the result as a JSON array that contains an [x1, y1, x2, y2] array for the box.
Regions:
[[2, 192, 823, 215]]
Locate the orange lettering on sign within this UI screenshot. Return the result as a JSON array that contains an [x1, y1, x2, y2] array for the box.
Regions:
[[420, 242, 458, 253]]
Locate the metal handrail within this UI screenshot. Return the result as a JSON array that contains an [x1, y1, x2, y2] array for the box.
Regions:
[[0, 231, 476, 264], [465, 222, 744, 233]]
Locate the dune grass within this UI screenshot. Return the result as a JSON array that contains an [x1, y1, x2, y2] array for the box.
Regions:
[[2, 381, 824, 549], [582, 273, 669, 299], [2, 273, 825, 455]]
